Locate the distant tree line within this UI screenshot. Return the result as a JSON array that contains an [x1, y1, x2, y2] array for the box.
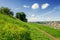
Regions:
[[0, 7, 27, 22]]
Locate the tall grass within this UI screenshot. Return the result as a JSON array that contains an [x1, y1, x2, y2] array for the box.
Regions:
[[0, 14, 31, 40]]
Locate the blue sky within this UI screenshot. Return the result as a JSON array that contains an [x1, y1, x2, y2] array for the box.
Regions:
[[0, 0, 60, 22]]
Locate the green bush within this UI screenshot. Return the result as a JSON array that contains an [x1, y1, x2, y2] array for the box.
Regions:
[[16, 12, 27, 22], [0, 7, 14, 16]]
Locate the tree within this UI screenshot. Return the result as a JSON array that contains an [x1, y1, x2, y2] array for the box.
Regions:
[[16, 12, 27, 22], [0, 7, 14, 16]]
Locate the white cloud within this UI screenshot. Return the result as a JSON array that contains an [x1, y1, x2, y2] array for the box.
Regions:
[[27, 16, 52, 22], [11, 8, 20, 10], [41, 3, 50, 9], [31, 14, 35, 17], [32, 3, 39, 9], [14, 8, 19, 10], [23, 5, 30, 8], [27, 17, 40, 22], [27, 15, 43, 22]]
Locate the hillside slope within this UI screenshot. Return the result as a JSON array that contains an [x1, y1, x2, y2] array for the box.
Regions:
[[0, 14, 56, 40], [0, 14, 31, 40]]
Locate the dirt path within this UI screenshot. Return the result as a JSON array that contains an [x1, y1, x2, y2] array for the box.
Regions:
[[35, 27, 59, 40]]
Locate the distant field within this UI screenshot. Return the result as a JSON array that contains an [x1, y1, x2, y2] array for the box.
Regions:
[[31, 21, 60, 29], [29, 23, 60, 40]]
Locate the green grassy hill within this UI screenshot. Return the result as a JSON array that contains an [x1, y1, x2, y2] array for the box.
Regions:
[[0, 13, 60, 40], [0, 14, 31, 40]]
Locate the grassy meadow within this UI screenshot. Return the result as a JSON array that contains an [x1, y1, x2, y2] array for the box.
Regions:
[[0, 13, 60, 40]]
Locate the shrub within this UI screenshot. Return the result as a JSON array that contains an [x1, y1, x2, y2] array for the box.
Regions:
[[0, 7, 14, 16], [16, 12, 27, 22]]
